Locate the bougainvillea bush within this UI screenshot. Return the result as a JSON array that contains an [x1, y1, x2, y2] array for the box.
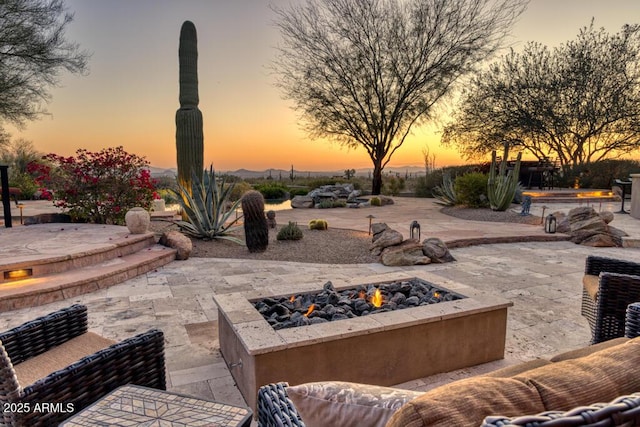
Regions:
[[28, 146, 156, 224]]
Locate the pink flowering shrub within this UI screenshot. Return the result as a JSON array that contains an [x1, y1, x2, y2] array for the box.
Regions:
[[28, 146, 156, 224]]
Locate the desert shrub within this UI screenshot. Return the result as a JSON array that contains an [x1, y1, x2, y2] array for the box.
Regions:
[[369, 196, 381, 206], [277, 221, 303, 240], [382, 176, 406, 196], [413, 169, 445, 197], [309, 219, 328, 230], [316, 200, 334, 209], [29, 146, 156, 224], [454, 172, 488, 208], [288, 187, 309, 197], [228, 181, 253, 201], [9, 172, 39, 199], [306, 177, 340, 188], [254, 182, 289, 200]]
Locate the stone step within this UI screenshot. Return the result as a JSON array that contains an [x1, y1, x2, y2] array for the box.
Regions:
[[0, 244, 176, 311], [0, 232, 157, 281]]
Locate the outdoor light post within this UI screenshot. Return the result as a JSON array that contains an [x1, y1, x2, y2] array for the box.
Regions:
[[367, 214, 375, 235], [545, 214, 557, 234]]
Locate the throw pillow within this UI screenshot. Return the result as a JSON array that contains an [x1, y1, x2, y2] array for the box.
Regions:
[[286, 381, 421, 427]]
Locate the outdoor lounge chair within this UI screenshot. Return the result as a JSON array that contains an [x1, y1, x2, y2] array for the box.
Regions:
[[581, 255, 640, 344], [0, 304, 166, 426]]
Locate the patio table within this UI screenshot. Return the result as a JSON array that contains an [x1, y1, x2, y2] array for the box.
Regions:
[[59, 384, 252, 427]]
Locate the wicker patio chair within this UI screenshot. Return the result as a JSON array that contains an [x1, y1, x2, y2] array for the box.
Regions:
[[581, 255, 640, 344], [257, 382, 306, 427], [0, 304, 166, 427]]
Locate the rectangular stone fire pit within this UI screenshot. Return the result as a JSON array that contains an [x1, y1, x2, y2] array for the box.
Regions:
[[215, 273, 512, 411]]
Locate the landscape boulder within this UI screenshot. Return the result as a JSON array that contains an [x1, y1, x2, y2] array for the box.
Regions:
[[370, 228, 403, 256], [567, 206, 627, 247], [422, 238, 456, 263], [291, 195, 314, 209], [381, 240, 431, 266], [159, 230, 192, 260], [371, 222, 390, 242]]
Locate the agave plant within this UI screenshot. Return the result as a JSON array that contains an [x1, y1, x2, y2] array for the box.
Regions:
[[487, 142, 522, 211], [432, 173, 457, 206], [172, 165, 243, 243]]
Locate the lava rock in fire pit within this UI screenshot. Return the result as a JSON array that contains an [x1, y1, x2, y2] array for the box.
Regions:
[[253, 279, 465, 330]]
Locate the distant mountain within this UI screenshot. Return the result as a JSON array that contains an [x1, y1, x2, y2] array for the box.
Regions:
[[148, 165, 427, 179]]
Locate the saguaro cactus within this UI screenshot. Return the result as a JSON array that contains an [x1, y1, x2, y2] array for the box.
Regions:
[[241, 190, 269, 252], [487, 141, 522, 211], [176, 21, 204, 193]]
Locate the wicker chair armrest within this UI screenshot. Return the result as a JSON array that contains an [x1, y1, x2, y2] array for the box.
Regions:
[[257, 382, 306, 427], [8, 329, 166, 427], [481, 392, 640, 426], [585, 255, 640, 276], [0, 304, 88, 364]]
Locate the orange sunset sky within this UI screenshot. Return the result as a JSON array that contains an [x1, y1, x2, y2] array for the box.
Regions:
[[6, 0, 640, 172]]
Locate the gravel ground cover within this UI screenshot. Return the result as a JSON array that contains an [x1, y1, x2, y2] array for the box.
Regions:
[[151, 206, 539, 264]]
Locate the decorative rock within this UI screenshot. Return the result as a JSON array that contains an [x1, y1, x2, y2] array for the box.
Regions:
[[378, 195, 394, 206], [124, 207, 150, 234], [371, 222, 390, 242], [422, 238, 456, 263], [159, 230, 192, 260], [599, 211, 614, 224], [381, 240, 431, 266], [291, 195, 314, 208], [370, 229, 403, 256], [567, 206, 627, 247]]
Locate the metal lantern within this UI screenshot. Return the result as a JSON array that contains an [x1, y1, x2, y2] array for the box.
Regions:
[[410, 220, 421, 240], [544, 214, 557, 234]]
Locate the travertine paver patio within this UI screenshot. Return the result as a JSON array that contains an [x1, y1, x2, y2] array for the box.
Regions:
[[1, 197, 640, 424]]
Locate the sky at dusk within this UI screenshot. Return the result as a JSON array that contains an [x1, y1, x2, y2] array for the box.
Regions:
[[6, 0, 640, 172]]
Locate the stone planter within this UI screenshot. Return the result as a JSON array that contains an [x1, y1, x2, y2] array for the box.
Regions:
[[152, 199, 166, 212], [125, 207, 150, 234]]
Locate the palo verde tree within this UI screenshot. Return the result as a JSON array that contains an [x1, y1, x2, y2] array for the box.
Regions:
[[0, 0, 89, 138], [442, 21, 640, 172], [272, 0, 527, 194]]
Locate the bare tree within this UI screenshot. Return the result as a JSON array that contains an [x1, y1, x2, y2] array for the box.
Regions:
[[272, 0, 527, 194], [442, 21, 640, 172], [422, 144, 437, 176], [0, 0, 89, 132]]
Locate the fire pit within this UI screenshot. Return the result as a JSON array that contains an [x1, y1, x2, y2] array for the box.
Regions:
[[215, 273, 512, 412], [254, 279, 465, 330]]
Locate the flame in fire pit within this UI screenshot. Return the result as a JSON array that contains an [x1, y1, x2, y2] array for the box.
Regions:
[[289, 295, 295, 303], [370, 289, 383, 308], [304, 304, 315, 317], [434, 291, 441, 298]]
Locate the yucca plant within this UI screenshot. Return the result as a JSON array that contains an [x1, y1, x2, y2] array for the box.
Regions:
[[172, 165, 243, 243], [432, 174, 457, 206]]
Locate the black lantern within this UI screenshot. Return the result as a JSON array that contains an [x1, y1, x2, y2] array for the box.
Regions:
[[545, 214, 557, 234], [410, 220, 421, 240]]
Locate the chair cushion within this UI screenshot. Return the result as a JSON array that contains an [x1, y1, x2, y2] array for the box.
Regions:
[[287, 381, 422, 427], [13, 332, 116, 386], [385, 377, 544, 427], [513, 336, 640, 411], [582, 274, 599, 301]]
